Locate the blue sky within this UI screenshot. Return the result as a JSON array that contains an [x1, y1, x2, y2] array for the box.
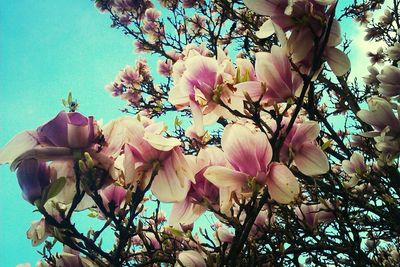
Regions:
[[0, 1, 137, 265], [0, 0, 371, 265]]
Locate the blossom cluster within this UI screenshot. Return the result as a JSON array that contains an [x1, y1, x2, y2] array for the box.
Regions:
[[4, 0, 400, 266]]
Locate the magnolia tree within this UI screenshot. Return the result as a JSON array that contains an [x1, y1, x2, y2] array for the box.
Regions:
[[3, 0, 400, 266]]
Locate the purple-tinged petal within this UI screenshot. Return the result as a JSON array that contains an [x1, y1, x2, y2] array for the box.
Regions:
[[17, 159, 51, 204], [291, 121, 320, 149], [67, 124, 90, 148], [37, 111, 70, 147], [221, 124, 272, 176]]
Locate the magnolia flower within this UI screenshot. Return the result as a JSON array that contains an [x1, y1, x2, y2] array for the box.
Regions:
[[118, 66, 142, 89], [204, 123, 300, 213], [176, 250, 206, 267], [37, 111, 95, 149], [281, 121, 330, 176], [363, 65, 380, 86], [0, 111, 101, 170], [377, 66, 400, 97], [103, 116, 193, 202], [170, 147, 222, 227], [99, 184, 127, 213], [37, 246, 96, 267], [342, 152, 367, 177], [357, 97, 400, 135], [16, 159, 51, 204], [342, 152, 368, 188], [157, 59, 173, 76], [144, 7, 161, 21], [387, 42, 400, 60], [235, 45, 303, 105], [27, 218, 49, 246], [244, 0, 350, 77], [295, 202, 335, 230], [169, 48, 240, 135]]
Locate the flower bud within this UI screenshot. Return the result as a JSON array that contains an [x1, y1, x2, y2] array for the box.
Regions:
[[16, 159, 51, 204], [176, 250, 206, 267]]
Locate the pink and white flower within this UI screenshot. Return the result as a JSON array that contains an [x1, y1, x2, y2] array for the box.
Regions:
[[204, 123, 300, 213], [280, 120, 329, 176], [170, 147, 222, 227], [103, 116, 194, 202], [235, 45, 303, 105], [295, 201, 335, 230]]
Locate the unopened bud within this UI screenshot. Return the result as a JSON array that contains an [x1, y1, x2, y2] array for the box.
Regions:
[[84, 152, 94, 168], [78, 160, 87, 173]]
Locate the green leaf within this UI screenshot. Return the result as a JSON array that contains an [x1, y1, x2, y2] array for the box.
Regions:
[[67, 92, 72, 104], [164, 226, 184, 237], [174, 116, 182, 127], [45, 177, 66, 201], [87, 211, 98, 218]]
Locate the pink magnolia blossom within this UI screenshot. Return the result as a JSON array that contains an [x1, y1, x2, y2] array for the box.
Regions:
[[118, 66, 143, 89], [280, 120, 330, 176], [342, 152, 367, 177], [342, 152, 368, 188], [169, 48, 240, 135], [387, 42, 400, 60], [235, 45, 303, 105], [170, 147, 222, 227], [157, 59, 173, 76], [244, 0, 350, 76], [204, 123, 300, 213], [235, 57, 256, 82], [357, 96, 400, 135], [99, 184, 127, 213], [176, 250, 206, 267], [0, 111, 100, 170], [215, 227, 234, 244], [363, 65, 380, 86], [295, 202, 335, 230], [103, 116, 193, 202], [244, 0, 336, 38], [144, 8, 161, 21]]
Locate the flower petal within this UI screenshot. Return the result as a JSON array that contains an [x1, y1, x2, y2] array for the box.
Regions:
[[170, 198, 206, 227], [204, 166, 248, 188], [151, 151, 191, 202], [291, 121, 320, 147], [222, 124, 272, 176], [144, 132, 181, 151], [325, 47, 351, 77], [176, 250, 206, 267], [294, 143, 329, 176], [0, 131, 39, 165], [256, 19, 275, 39], [267, 163, 299, 204]]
